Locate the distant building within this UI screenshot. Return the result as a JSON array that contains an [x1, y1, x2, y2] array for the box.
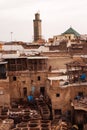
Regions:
[[4, 56, 48, 99], [53, 35, 65, 43], [46, 57, 87, 129], [53, 27, 81, 43], [62, 27, 80, 41], [33, 13, 42, 42]]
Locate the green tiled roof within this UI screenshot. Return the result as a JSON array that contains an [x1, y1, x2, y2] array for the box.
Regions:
[[62, 27, 80, 37]]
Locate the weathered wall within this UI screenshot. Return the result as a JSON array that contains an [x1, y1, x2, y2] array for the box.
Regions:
[[70, 85, 87, 99], [0, 77, 10, 106], [30, 71, 47, 95], [48, 56, 72, 69], [46, 79, 87, 118], [47, 82, 71, 118], [8, 71, 48, 99], [9, 71, 31, 99]]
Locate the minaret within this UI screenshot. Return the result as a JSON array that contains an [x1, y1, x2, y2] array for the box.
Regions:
[[33, 13, 42, 42]]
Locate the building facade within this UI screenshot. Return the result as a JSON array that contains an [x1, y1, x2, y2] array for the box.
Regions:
[[0, 60, 10, 106], [4, 56, 48, 100]]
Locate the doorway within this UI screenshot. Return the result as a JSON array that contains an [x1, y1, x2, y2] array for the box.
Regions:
[[23, 87, 27, 97], [40, 87, 45, 95], [78, 124, 83, 130]]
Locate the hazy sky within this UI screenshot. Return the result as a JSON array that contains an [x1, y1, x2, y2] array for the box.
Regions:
[[0, 0, 87, 42]]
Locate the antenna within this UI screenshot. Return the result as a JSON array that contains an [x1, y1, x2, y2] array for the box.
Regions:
[[11, 32, 13, 41]]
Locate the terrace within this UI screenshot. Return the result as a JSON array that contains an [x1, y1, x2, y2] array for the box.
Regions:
[[71, 96, 87, 111]]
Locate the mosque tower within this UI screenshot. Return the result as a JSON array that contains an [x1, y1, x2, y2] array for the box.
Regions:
[[33, 12, 42, 42]]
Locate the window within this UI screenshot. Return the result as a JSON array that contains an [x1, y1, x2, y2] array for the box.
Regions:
[[16, 59, 21, 64], [38, 76, 41, 81], [69, 36, 71, 40], [54, 109, 62, 115], [22, 81, 25, 84], [31, 80, 33, 83], [0, 65, 7, 79], [10, 65, 16, 71], [56, 93, 60, 97], [9, 59, 15, 64], [13, 76, 16, 81], [78, 92, 83, 97], [40, 87, 45, 95]]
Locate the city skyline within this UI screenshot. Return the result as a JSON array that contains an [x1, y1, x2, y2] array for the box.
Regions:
[[0, 0, 87, 42]]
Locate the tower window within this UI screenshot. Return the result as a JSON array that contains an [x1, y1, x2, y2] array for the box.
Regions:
[[38, 76, 41, 81], [13, 76, 16, 81]]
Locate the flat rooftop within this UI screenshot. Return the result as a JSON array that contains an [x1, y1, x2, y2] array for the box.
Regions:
[[27, 56, 48, 59], [48, 75, 67, 81], [71, 97, 87, 111]]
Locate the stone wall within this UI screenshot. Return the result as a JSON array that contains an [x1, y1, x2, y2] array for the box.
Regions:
[[0, 77, 10, 106], [46, 79, 87, 119], [8, 71, 48, 99], [30, 71, 48, 96], [48, 56, 72, 69], [9, 71, 31, 99]]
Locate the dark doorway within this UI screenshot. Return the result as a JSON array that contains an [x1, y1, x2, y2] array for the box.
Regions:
[[23, 87, 27, 97], [40, 87, 45, 95], [13, 76, 16, 81], [37, 76, 41, 81], [78, 124, 83, 130]]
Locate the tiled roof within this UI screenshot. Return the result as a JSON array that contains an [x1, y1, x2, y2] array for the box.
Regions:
[[62, 27, 80, 37]]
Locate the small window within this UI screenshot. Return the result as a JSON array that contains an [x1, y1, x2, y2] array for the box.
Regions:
[[69, 36, 71, 40], [78, 92, 83, 97], [13, 76, 16, 81], [31, 80, 33, 83], [56, 93, 60, 97], [54, 109, 62, 115], [22, 81, 25, 84], [38, 76, 41, 81], [9, 59, 15, 64]]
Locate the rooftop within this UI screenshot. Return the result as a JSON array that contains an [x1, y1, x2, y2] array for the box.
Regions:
[[27, 56, 48, 59], [71, 96, 87, 111], [48, 75, 67, 81], [0, 61, 8, 64], [66, 59, 87, 67]]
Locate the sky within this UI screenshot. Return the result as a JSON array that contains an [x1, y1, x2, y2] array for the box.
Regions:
[[0, 0, 87, 42]]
